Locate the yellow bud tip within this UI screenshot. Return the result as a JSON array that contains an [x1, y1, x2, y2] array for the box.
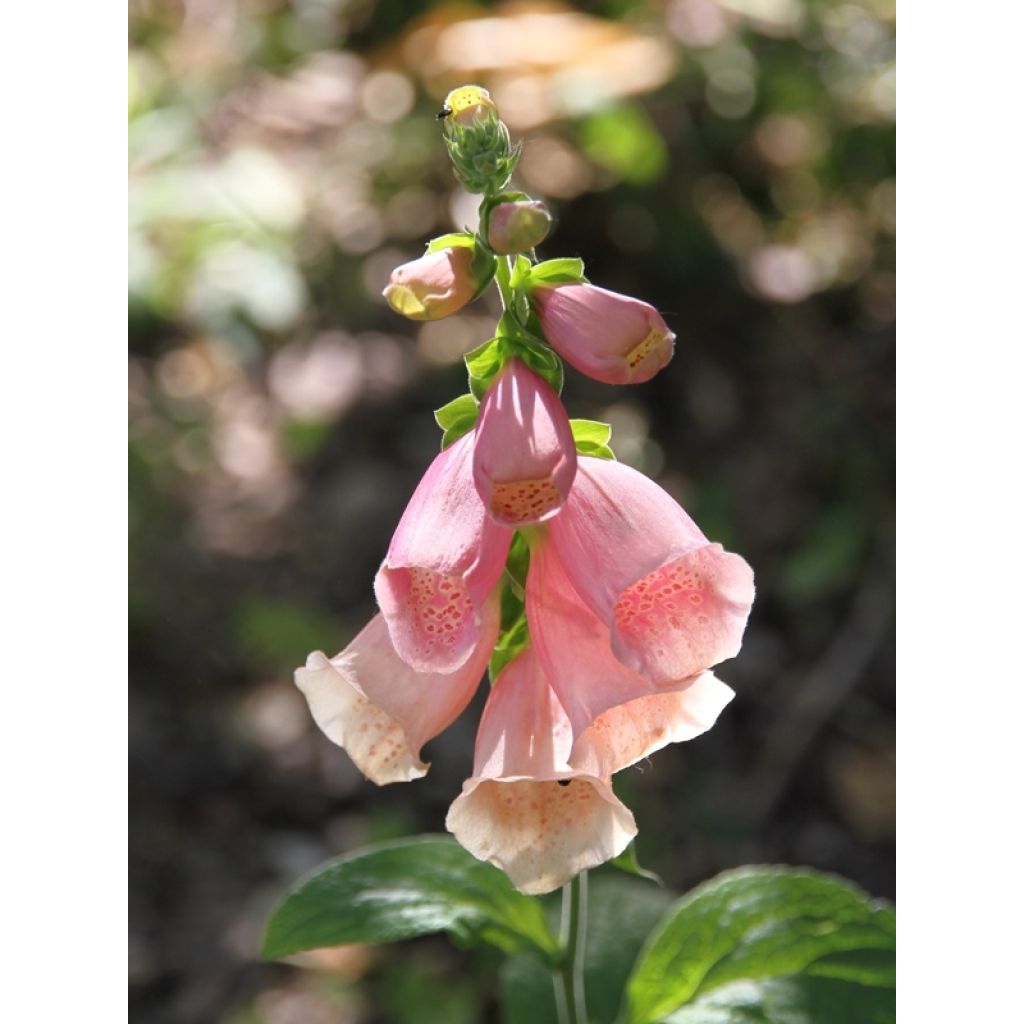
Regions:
[[439, 85, 498, 126]]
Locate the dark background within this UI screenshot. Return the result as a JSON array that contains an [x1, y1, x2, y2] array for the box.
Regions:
[[129, 1, 895, 1020]]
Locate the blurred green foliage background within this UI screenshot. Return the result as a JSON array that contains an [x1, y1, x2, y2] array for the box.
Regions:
[[128, 1, 895, 1021]]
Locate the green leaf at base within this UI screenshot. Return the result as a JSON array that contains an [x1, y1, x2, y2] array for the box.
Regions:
[[660, 975, 895, 1024], [262, 835, 558, 962], [625, 866, 896, 1024]]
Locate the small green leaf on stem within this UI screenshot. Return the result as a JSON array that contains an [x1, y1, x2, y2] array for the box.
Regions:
[[434, 394, 480, 448], [570, 419, 615, 460], [609, 842, 662, 886], [526, 257, 587, 285], [426, 231, 477, 252]]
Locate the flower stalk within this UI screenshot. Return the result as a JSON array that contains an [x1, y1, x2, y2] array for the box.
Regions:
[[554, 871, 589, 1024], [299, 81, 754, 901]]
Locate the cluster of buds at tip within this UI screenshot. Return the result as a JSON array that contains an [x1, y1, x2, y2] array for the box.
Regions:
[[439, 86, 522, 195], [302, 85, 755, 895]]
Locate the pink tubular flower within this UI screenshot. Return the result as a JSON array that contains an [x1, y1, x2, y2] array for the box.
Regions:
[[547, 456, 755, 687], [383, 247, 482, 321], [445, 646, 636, 894], [446, 642, 733, 894], [472, 358, 577, 526], [527, 532, 736, 742], [295, 606, 498, 785], [374, 432, 512, 674], [532, 283, 675, 384]]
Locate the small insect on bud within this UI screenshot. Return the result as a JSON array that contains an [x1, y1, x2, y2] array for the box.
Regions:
[[437, 85, 499, 128]]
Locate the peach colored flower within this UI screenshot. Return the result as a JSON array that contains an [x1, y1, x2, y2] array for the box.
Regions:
[[296, 606, 498, 785], [446, 643, 732, 894]]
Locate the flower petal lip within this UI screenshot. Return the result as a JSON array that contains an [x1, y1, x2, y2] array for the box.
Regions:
[[382, 247, 478, 321], [446, 648, 636, 895], [569, 671, 735, 777], [472, 358, 578, 527], [527, 533, 736, 741], [547, 456, 755, 685], [532, 282, 675, 385], [295, 604, 498, 786], [374, 432, 512, 674]]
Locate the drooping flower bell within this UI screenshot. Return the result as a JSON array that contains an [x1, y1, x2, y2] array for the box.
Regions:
[[296, 608, 498, 785], [531, 282, 675, 385], [472, 357, 577, 526], [383, 244, 493, 322], [445, 642, 733, 894], [445, 646, 636, 894], [439, 85, 521, 195], [486, 199, 552, 255], [546, 456, 755, 686], [374, 432, 511, 674]]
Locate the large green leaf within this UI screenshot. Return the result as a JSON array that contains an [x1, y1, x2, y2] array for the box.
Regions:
[[262, 836, 558, 962], [660, 975, 895, 1024], [502, 874, 676, 1024], [625, 867, 895, 1024]]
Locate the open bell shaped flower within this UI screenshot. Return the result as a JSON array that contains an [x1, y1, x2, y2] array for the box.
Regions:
[[446, 640, 734, 894], [472, 357, 577, 526], [374, 432, 512, 674], [546, 456, 755, 687], [526, 528, 738, 744], [445, 646, 636, 895], [531, 282, 675, 385], [383, 246, 487, 322], [295, 605, 499, 785]]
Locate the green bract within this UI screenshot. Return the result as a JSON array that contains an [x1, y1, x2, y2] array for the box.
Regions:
[[443, 110, 522, 195], [434, 393, 480, 449], [570, 418, 616, 460]]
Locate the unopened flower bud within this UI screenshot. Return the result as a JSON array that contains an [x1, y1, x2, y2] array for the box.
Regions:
[[487, 200, 552, 254], [439, 85, 498, 128], [532, 283, 675, 385], [440, 83, 521, 194], [383, 246, 490, 322]]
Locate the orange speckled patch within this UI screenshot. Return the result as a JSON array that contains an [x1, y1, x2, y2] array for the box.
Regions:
[[406, 567, 473, 656], [625, 327, 667, 371], [614, 560, 710, 651], [490, 478, 561, 524]]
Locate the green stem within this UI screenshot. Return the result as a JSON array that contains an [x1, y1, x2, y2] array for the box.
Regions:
[[493, 251, 516, 312], [554, 871, 589, 1024]]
